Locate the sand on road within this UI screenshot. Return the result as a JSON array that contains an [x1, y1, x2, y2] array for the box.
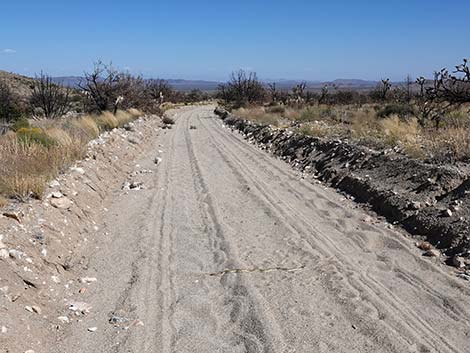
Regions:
[[50, 106, 470, 353]]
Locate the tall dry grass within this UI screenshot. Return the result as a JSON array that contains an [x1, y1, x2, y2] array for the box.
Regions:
[[0, 109, 141, 200]]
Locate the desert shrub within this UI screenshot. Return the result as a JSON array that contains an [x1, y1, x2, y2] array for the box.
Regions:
[[71, 116, 100, 139], [377, 103, 415, 120], [233, 107, 280, 126], [425, 127, 470, 162], [297, 106, 336, 122], [266, 105, 285, 114], [296, 124, 328, 137], [30, 72, 71, 119], [96, 111, 119, 130], [16, 127, 57, 147], [162, 116, 175, 125], [217, 70, 266, 107], [0, 136, 60, 199], [0, 81, 21, 122], [378, 116, 419, 146], [80, 61, 149, 113], [11, 116, 30, 131], [0, 196, 7, 208]]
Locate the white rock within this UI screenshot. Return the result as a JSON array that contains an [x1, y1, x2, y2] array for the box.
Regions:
[[9, 249, 23, 259], [71, 167, 85, 175], [69, 301, 92, 314], [51, 191, 63, 198], [1, 326, 7, 333], [50, 197, 72, 210], [51, 276, 60, 284], [80, 277, 97, 284], [0, 249, 8, 259], [49, 180, 60, 188], [88, 327, 98, 332], [58, 316, 70, 324]]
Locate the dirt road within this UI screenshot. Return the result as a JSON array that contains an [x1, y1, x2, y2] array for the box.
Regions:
[[51, 106, 470, 353]]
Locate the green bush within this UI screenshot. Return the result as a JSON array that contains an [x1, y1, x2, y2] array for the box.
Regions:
[[16, 127, 57, 147], [11, 116, 30, 131]]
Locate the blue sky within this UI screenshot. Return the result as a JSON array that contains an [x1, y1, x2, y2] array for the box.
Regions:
[[1, 0, 469, 81]]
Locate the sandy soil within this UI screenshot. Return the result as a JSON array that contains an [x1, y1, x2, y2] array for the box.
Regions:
[[3, 106, 470, 352]]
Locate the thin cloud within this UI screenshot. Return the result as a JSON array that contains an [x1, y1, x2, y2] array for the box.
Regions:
[[2, 48, 16, 54]]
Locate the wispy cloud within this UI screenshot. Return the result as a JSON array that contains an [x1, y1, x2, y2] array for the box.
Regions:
[[2, 48, 16, 54]]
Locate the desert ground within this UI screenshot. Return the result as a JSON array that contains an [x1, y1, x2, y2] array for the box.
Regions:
[[2, 106, 467, 352]]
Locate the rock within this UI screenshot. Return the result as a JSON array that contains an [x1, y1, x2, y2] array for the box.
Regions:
[[109, 315, 129, 325], [9, 249, 24, 259], [0, 234, 5, 249], [154, 157, 162, 165], [443, 209, 453, 217], [415, 241, 433, 251], [423, 249, 440, 258], [69, 301, 92, 315], [124, 122, 136, 131], [452, 255, 466, 269], [189, 125, 197, 130], [457, 273, 470, 281], [0, 249, 8, 259], [80, 277, 97, 284], [51, 276, 60, 284], [49, 180, 60, 188], [58, 316, 70, 324], [70, 167, 85, 175], [88, 327, 98, 332], [24, 350, 35, 353], [2, 212, 21, 223], [25, 305, 41, 314], [122, 181, 131, 190], [50, 191, 63, 198], [409, 201, 422, 210], [1, 326, 7, 333], [128, 136, 139, 144], [50, 197, 72, 210]]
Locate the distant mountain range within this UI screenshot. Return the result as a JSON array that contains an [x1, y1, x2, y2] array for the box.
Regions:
[[50, 76, 222, 92], [50, 76, 382, 92], [0, 70, 399, 93]]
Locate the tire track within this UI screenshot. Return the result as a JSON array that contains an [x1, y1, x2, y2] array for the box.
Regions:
[[198, 111, 467, 353]]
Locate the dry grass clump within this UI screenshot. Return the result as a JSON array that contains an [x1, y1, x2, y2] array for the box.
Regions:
[[71, 116, 100, 139], [0, 136, 62, 199], [296, 124, 329, 137], [96, 111, 119, 130], [233, 107, 280, 126], [0, 196, 7, 208], [425, 127, 470, 161], [0, 109, 142, 200]]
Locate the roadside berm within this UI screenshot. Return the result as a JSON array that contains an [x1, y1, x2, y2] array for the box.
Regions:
[[0, 114, 164, 353]]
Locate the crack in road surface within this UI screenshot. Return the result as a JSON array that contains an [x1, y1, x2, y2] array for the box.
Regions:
[[50, 106, 470, 353]]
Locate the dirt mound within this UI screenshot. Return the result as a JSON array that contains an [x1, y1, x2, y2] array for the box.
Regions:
[[216, 108, 470, 264], [0, 115, 162, 352]]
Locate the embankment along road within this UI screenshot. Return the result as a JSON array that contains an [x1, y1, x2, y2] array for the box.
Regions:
[[51, 106, 470, 353]]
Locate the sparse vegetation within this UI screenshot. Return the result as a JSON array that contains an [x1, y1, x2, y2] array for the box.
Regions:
[[220, 58, 470, 162], [30, 72, 72, 118], [0, 109, 140, 200]]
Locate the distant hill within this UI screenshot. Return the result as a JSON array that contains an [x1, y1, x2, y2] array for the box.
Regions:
[[51, 76, 221, 92], [51, 76, 381, 92], [0, 70, 36, 100]]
